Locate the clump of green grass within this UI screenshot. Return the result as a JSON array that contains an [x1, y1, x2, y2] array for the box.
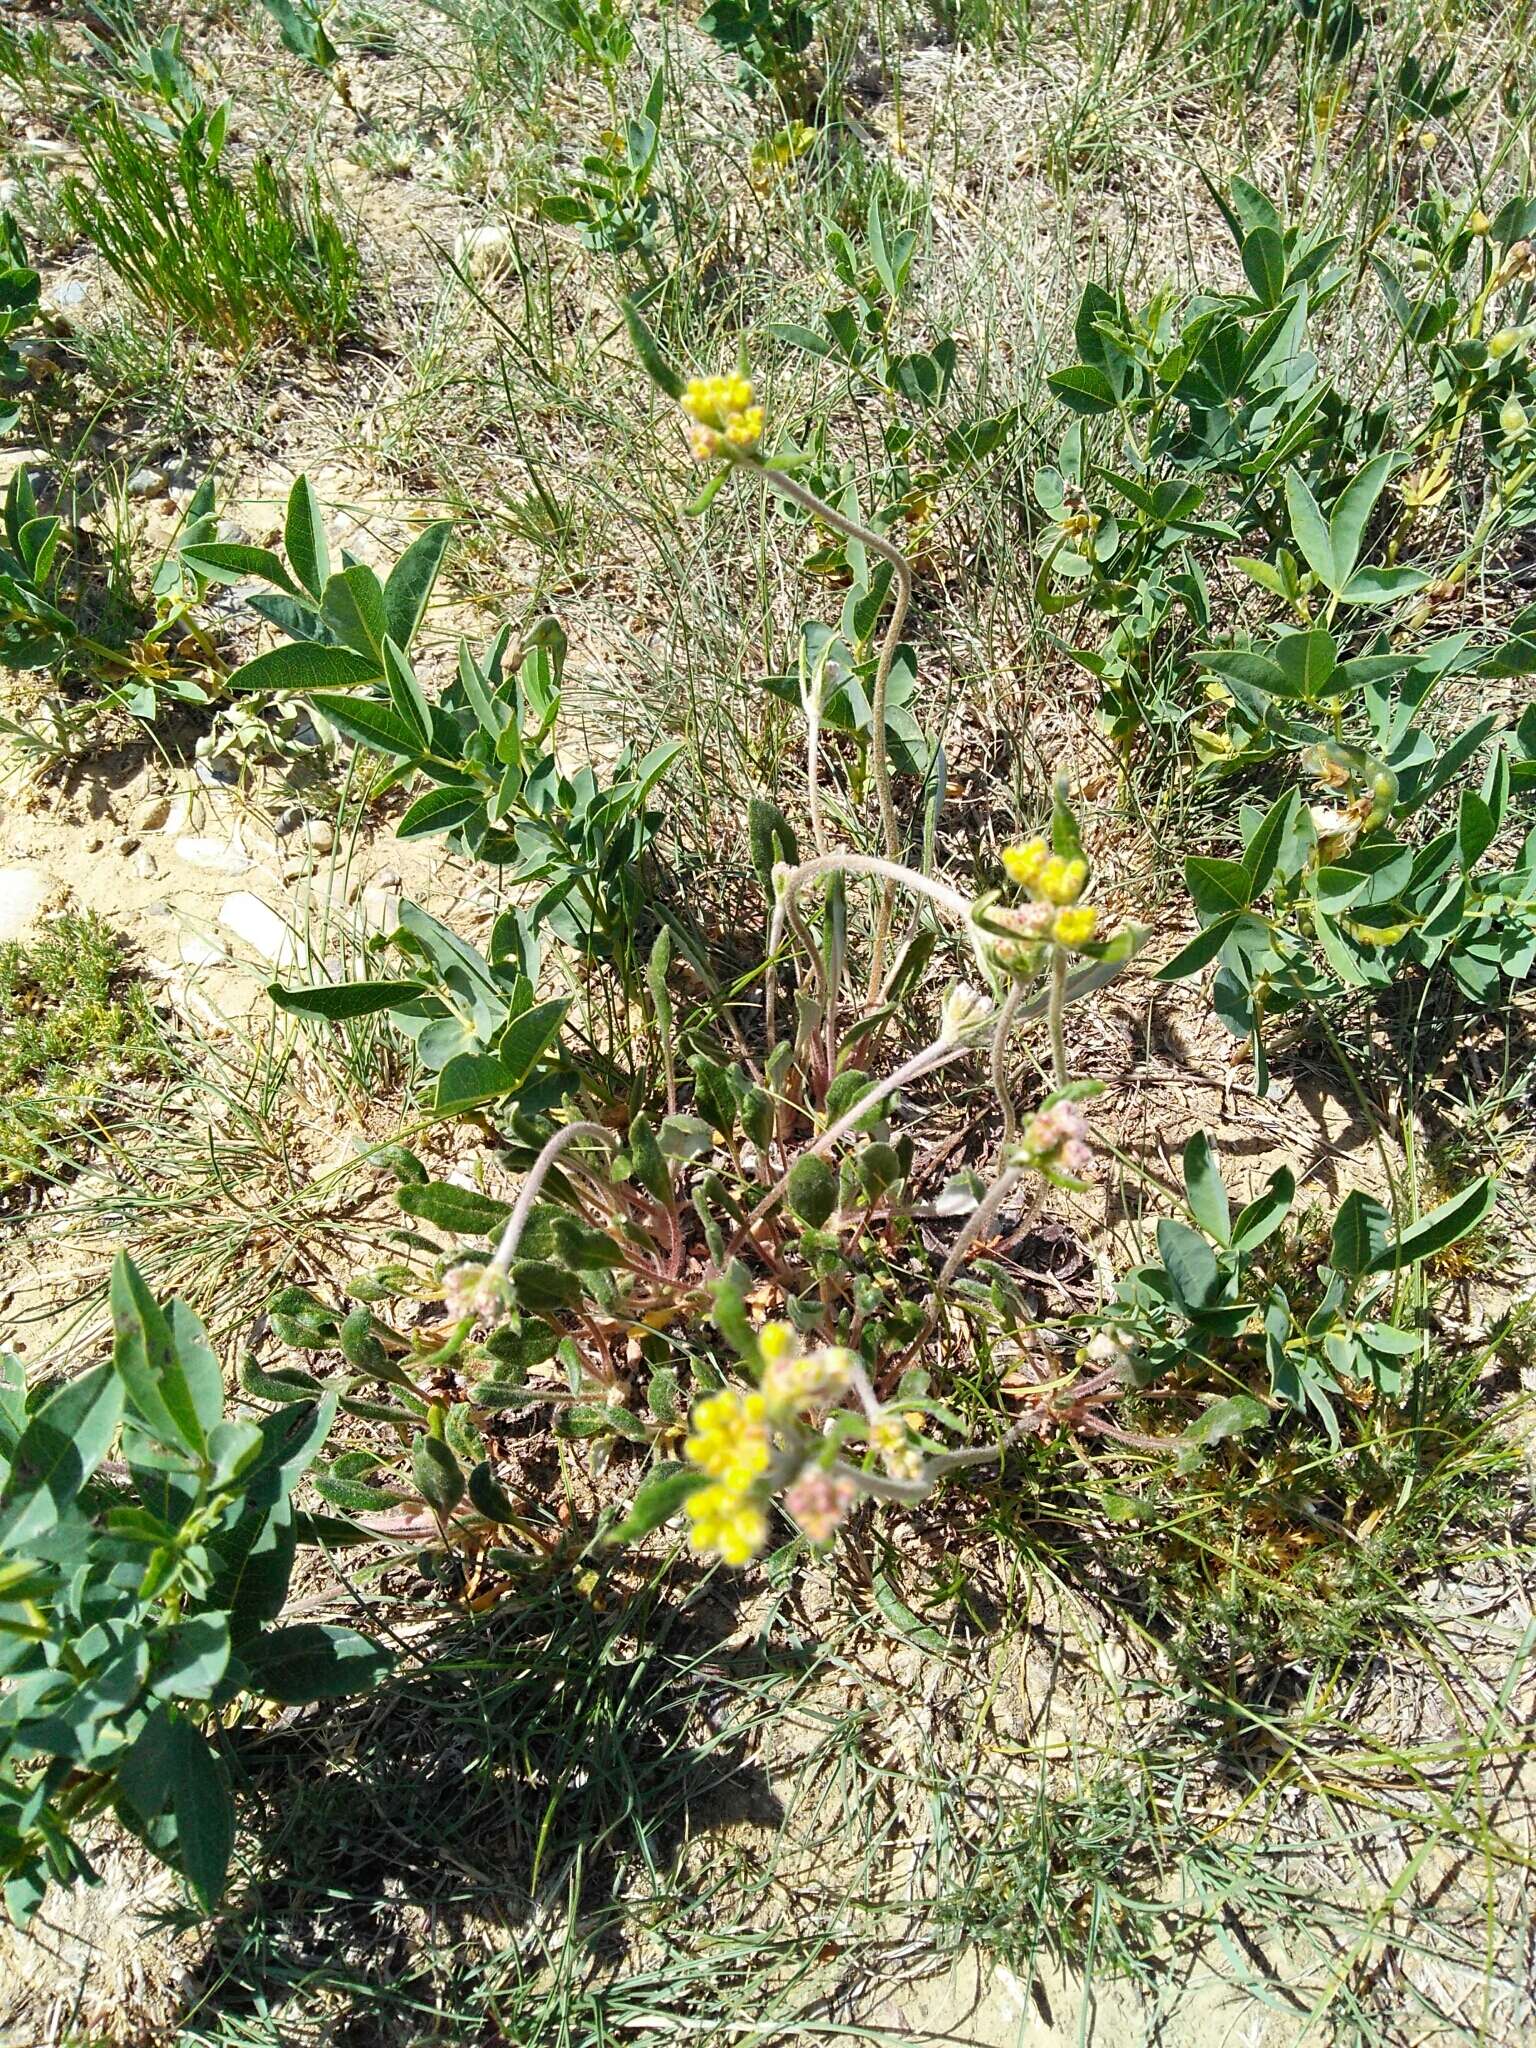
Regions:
[[61, 104, 360, 354], [0, 910, 171, 1191]]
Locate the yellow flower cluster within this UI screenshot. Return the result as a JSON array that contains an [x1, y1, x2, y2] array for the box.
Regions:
[[1002, 837, 1088, 905], [685, 1387, 774, 1565], [871, 1414, 923, 1482], [681, 374, 764, 461], [686, 1486, 768, 1566], [686, 1388, 772, 1491], [682, 1327, 864, 1565], [990, 837, 1100, 960], [760, 1321, 854, 1416]]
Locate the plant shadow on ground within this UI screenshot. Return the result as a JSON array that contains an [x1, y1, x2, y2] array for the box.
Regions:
[[180, 1571, 801, 2042]]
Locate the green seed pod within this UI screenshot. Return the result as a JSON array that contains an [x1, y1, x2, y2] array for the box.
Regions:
[[786, 1153, 838, 1228], [467, 1459, 520, 1523], [340, 1305, 388, 1375], [858, 1141, 903, 1199], [412, 1433, 465, 1516]]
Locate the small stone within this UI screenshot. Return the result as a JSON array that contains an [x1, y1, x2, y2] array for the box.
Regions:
[[219, 892, 299, 967], [128, 467, 170, 499], [0, 866, 50, 942], [454, 221, 512, 281], [175, 835, 252, 875], [133, 852, 158, 881], [281, 857, 311, 883], [85, 835, 104, 854], [373, 869, 402, 891], [132, 794, 171, 832], [179, 931, 227, 968], [359, 889, 402, 932], [303, 818, 334, 853], [274, 805, 305, 838]]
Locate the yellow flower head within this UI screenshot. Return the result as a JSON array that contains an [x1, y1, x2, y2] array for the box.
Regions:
[[763, 1343, 854, 1418], [871, 1414, 923, 1482], [1052, 904, 1099, 948], [686, 1482, 769, 1565], [757, 1319, 797, 1367], [1001, 837, 1049, 890], [1036, 854, 1088, 906], [681, 374, 762, 460], [685, 1389, 772, 1491]]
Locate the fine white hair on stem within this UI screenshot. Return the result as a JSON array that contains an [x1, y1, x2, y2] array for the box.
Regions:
[[488, 1122, 618, 1276]]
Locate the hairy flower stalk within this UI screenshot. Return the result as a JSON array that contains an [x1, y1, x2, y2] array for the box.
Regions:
[[766, 851, 972, 1050], [676, 370, 914, 993], [759, 466, 914, 991]]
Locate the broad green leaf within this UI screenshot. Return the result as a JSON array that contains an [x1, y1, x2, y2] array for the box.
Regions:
[[382, 636, 433, 748], [0, 1363, 123, 1547], [1338, 565, 1430, 605], [1047, 364, 1119, 415], [1182, 1132, 1230, 1244], [268, 978, 425, 1020], [1368, 1177, 1497, 1273], [165, 1716, 234, 1912], [606, 1461, 709, 1544], [1180, 1392, 1268, 1457], [412, 1434, 464, 1515], [1272, 628, 1337, 699], [1229, 1165, 1295, 1252], [1185, 856, 1252, 916], [320, 565, 389, 660], [226, 643, 379, 694], [1152, 911, 1248, 980], [1330, 1189, 1393, 1275], [284, 475, 330, 599], [243, 1622, 394, 1701], [1327, 453, 1393, 582], [1242, 789, 1301, 898], [167, 1298, 226, 1443], [1240, 225, 1286, 305], [1156, 1218, 1223, 1308], [178, 542, 299, 594], [398, 1180, 513, 1234], [495, 996, 570, 1081], [1283, 468, 1338, 590], [397, 786, 483, 838], [153, 1614, 232, 1701], [1458, 789, 1497, 869], [111, 1252, 209, 1456], [433, 1052, 522, 1113], [382, 520, 452, 650], [308, 691, 422, 760]]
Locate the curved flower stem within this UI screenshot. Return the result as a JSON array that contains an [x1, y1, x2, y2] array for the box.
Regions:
[[827, 1414, 1038, 1507], [989, 982, 1026, 1145], [804, 638, 832, 859], [758, 465, 914, 993], [935, 1163, 1025, 1292], [779, 852, 972, 922], [1047, 947, 1069, 1089], [766, 852, 973, 1049], [766, 888, 825, 1051], [488, 1122, 618, 1275], [718, 1035, 972, 1270]]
